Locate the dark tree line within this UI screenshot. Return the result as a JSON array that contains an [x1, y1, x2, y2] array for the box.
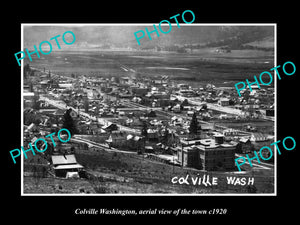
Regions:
[[62, 109, 78, 136], [189, 112, 199, 135]]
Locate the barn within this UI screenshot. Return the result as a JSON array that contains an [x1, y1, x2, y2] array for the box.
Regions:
[[51, 154, 85, 178]]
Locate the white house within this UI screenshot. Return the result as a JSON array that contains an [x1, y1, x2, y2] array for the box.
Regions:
[[250, 133, 268, 142], [218, 98, 230, 106]]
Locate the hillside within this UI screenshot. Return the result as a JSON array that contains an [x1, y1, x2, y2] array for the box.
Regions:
[[134, 26, 274, 51], [244, 36, 274, 49]]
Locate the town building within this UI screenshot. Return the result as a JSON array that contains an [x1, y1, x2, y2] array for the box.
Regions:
[[196, 135, 236, 171], [177, 146, 200, 169], [222, 128, 239, 136], [51, 154, 84, 178], [218, 97, 230, 106], [177, 135, 236, 171], [106, 131, 127, 147], [236, 137, 253, 153], [178, 83, 190, 90], [178, 89, 196, 97], [250, 133, 269, 142], [131, 86, 149, 96]]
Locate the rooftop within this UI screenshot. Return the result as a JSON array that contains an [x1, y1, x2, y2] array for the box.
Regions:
[[52, 154, 75, 164], [182, 138, 236, 151]]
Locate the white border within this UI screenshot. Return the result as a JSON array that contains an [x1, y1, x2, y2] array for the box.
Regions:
[[21, 25, 24, 195], [21, 23, 277, 196]]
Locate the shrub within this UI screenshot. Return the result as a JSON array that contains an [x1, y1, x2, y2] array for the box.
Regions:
[[94, 186, 107, 193]]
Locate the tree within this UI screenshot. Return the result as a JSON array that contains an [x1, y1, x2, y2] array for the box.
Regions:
[[189, 112, 199, 135], [114, 76, 120, 84], [139, 121, 148, 154], [62, 109, 78, 136], [181, 99, 189, 107], [30, 70, 35, 77], [29, 82, 34, 92], [141, 121, 148, 139], [161, 127, 169, 146], [24, 63, 30, 79], [24, 109, 41, 125], [84, 98, 89, 113], [32, 93, 40, 110]]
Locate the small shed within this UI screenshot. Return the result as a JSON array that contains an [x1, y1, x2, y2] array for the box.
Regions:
[[218, 98, 230, 106]]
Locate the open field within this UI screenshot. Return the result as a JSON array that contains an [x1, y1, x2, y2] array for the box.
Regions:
[[25, 48, 274, 84]]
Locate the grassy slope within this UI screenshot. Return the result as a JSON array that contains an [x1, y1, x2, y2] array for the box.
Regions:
[[23, 148, 274, 194], [75, 149, 274, 194]]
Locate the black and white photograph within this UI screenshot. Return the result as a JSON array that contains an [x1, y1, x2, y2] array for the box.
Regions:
[[3, 3, 299, 221], [21, 24, 276, 195]]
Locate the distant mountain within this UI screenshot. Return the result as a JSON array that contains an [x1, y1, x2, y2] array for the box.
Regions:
[[244, 36, 274, 49], [23, 25, 274, 51], [133, 26, 274, 50]]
